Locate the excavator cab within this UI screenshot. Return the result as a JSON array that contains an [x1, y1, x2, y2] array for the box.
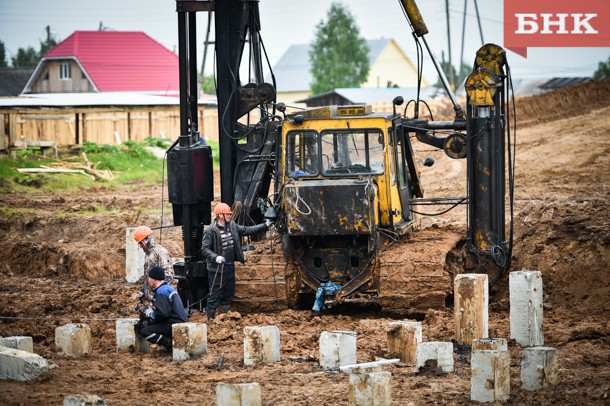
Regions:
[[276, 106, 421, 309]]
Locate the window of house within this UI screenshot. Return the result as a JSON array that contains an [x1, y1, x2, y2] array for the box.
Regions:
[[59, 62, 71, 80]]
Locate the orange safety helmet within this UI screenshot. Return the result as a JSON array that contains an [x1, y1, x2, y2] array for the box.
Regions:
[[213, 202, 233, 215], [134, 225, 153, 243]]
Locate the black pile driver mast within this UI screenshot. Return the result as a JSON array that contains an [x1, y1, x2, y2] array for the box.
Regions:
[[399, 0, 513, 282], [167, 0, 277, 308]]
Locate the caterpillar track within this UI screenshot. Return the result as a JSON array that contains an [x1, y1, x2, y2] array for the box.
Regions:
[[232, 229, 464, 316], [378, 229, 464, 315]]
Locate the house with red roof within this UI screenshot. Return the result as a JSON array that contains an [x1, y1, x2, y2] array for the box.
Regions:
[[22, 31, 179, 95]]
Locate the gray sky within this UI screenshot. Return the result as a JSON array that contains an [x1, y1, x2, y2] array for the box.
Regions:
[[1, 0, 608, 85]]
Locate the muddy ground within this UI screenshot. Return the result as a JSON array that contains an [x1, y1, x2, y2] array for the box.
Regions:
[[1, 80, 609, 405]]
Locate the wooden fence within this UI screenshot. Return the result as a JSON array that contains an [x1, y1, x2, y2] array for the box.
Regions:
[[1, 105, 219, 151]]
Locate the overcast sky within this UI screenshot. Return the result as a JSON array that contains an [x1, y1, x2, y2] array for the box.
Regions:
[[1, 0, 608, 85]]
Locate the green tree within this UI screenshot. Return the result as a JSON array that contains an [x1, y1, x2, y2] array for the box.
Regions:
[[11, 46, 38, 68], [0, 41, 8, 68], [10, 26, 59, 68], [39, 25, 59, 56], [309, 2, 370, 95], [435, 60, 472, 91], [201, 74, 216, 94], [593, 56, 610, 79]]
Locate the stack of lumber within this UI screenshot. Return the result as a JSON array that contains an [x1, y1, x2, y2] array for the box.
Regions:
[[16, 153, 115, 181]]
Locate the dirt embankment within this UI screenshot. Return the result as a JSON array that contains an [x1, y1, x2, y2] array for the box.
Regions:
[[1, 81, 609, 405]]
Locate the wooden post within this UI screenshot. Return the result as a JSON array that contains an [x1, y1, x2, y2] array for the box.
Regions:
[[386, 321, 421, 364], [510, 270, 544, 346], [9, 112, 17, 149], [217, 383, 262, 406], [521, 347, 559, 391], [148, 111, 153, 138], [454, 274, 488, 345], [127, 111, 131, 141], [1, 113, 6, 151], [243, 326, 280, 366], [471, 350, 510, 402], [348, 371, 391, 406], [172, 322, 207, 361], [81, 113, 87, 144], [472, 338, 507, 352], [319, 331, 357, 368], [75, 113, 80, 145], [416, 341, 454, 373]]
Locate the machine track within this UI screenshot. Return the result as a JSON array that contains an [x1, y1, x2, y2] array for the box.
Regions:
[[232, 229, 464, 315], [378, 228, 464, 315], [233, 239, 288, 313]]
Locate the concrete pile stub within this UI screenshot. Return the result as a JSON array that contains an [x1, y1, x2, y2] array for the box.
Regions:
[[216, 382, 262, 406], [0, 346, 48, 381], [521, 347, 559, 391], [0, 336, 34, 353], [115, 318, 150, 353], [244, 325, 280, 366], [454, 274, 488, 345], [172, 322, 207, 361], [471, 350, 510, 402], [348, 371, 391, 406], [319, 330, 357, 369], [386, 321, 422, 364], [125, 227, 145, 283], [510, 270, 544, 346], [472, 338, 508, 352], [55, 323, 91, 357], [63, 394, 106, 406], [416, 341, 454, 373]]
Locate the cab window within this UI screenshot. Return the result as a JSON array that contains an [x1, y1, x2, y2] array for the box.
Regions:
[[286, 130, 319, 177], [320, 129, 384, 176]]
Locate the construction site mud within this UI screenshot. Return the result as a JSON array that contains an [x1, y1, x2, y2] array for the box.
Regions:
[[1, 80, 609, 404]]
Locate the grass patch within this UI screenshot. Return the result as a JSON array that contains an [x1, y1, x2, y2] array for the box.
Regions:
[[0, 207, 40, 220], [206, 139, 220, 168], [0, 139, 219, 193], [58, 204, 124, 219]]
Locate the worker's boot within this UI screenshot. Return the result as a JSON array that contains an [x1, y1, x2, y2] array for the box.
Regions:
[[159, 336, 172, 353], [218, 305, 231, 314], [207, 309, 216, 321]]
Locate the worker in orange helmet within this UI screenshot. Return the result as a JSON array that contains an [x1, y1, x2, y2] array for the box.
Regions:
[[201, 202, 272, 320], [134, 225, 174, 302]]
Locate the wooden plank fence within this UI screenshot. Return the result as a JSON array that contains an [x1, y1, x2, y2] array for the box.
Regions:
[[1, 105, 219, 152]]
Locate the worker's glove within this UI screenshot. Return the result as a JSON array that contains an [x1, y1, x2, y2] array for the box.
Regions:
[[137, 291, 145, 302], [265, 219, 273, 228], [138, 310, 151, 325], [215, 256, 226, 264], [143, 306, 154, 319]]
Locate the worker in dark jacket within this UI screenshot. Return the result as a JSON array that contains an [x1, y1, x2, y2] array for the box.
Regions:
[[138, 266, 188, 352], [201, 202, 271, 320]]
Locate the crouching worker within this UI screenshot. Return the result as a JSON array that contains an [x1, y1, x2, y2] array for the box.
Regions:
[[136, 266, 188, 352]]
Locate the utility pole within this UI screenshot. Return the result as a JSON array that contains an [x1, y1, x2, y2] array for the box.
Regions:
[[200, 11, 214, 84], [473, 0, 485, 45], [445, 0, 454, 89], [460, 0, 468, 83], [459, 0, 485, 88]]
